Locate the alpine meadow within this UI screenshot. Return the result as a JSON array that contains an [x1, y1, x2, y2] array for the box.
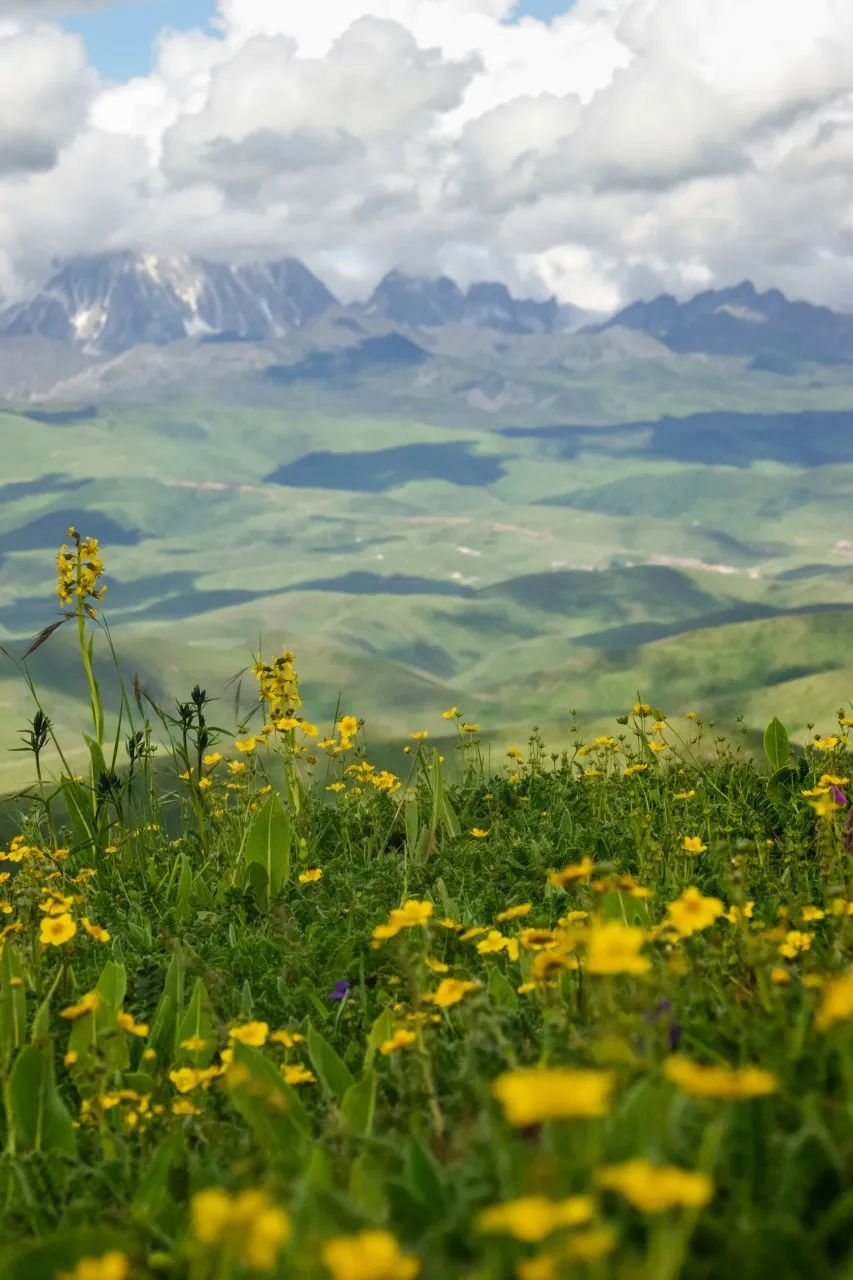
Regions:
[[2, 1, 853, 1279]]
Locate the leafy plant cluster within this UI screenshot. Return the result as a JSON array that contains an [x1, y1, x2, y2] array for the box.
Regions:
[[0, 534, 853, 1280]]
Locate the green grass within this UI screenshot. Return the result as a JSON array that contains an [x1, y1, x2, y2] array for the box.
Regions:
[[2, 588, 853, 1279]]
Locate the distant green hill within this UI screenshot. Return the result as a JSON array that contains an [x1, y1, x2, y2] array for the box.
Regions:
[[2, 341, 853, 788]]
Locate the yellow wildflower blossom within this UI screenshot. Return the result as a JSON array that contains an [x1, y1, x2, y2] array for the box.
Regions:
[[598, 1160, 712, 1213], [493, 1067, 614, 1125]]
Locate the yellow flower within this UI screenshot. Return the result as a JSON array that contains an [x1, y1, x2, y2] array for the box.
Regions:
[[191, 1187, 231, 1244], [169, 1067, 206, 1093], [327, 781, 346, 792], [666, 887, 724, 937], [681, 835, 707, 854], [60, 991, 100, 1020], [814, 736, 839, 751], [809, 793, 839, 819], [633, 703, 651, 716], [477, 1194, 595, 1243], [725, 901, 754, 924], [372, 899, 434, 942], [519, 928, 558, 950], [229, 1021, 269, 1046], [470, 827, 489, 839], [338, 715, 359, 739], [674, 789, 695, 800], [496, 903, 531, 922], [441, 707, 459, 719], [461, 723, 480, 733], [227, 761, 246, 775], [56, 530, 107, 615], [816, 973, 853, 1030], [492, 1067, 614, 1125], [299, 868, 323, 884], [380, 1029, 418, 1055], [664, 1056, 778, 1100], [584, 921, 650, 975], [235, 737, 258, 754], [322, 1230, 419, 1280], [82, 917, 111, 943], [477, 930, 520, 961], [203, 752, 223, 766], [59, 1252, 130, 1280], [424, 957, 449, 973], [649, 741, 667, 753], [181, 1035, 209, 1052], [410, 730, 429, 741], [191, 1187, 291, 1272], [198, 777, 213, 791], [40, 912, 77, 946], [269, 1029, 305, 1048], [548, 856, 594, 887], [172, 1099, 201, 1116], [624, 763, 648, 776], [778, 930, 813, 959], [598, 1160, 712, 1213], [801, 905, 825, 922], [422, 978, 478, 1009], [117, 1011, 149, 1038], [282, 1063, 317, 1085], [506, 747, 523, 760]]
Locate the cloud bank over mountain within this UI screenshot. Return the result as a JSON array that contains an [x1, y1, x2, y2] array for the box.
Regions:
[[0, 0, 851, 312]]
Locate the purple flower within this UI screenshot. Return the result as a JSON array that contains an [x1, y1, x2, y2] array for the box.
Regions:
[[668, 1021, 682, 1052], [831, 786, 848, 806], [328, 979, 351, 1001]]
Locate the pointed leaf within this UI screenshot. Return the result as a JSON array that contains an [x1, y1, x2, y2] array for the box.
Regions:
[[341, 1069, 377, 1137], [5, 1044, 76, 1156], [764, 717, 789, 773], [242, 792, 291, 895], [307, 1023, 354, 1100]]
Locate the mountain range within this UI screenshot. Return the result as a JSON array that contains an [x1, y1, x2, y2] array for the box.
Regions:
[[1, 251, 851, 374]]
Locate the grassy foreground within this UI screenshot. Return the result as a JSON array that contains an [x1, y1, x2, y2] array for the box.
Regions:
[[2, 534, 853, 1280]]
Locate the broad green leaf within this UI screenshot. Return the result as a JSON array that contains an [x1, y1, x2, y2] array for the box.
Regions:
[[402, 1136, 445, 1209], [768, 764, 799, 807], [225, 1041, 309, 1161], [340, 1069, 377, 1137], [174, 856, 193, 927], [364, 1008, 395, 1069], [147, 955, 185, 1062], [764, 717, 789, 773], [307, 1023, 354, 1100], [242, 792, 291, 895], [487, 968, 518, 1009], [96, 960, 127, 1010], [60, 776, 97, 856], [441, 793, 461, 840], [174, 979, 216, 1067], [4, 1044, 76, 1156], [84, 734, 107, 786], [404, 797, 419, 854], [0, 943, 27, 1066]]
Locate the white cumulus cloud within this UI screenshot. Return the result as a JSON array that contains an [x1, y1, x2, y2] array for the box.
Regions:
[[1, 0, 852, 312]]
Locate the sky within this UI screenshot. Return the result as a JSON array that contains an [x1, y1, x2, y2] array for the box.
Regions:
[[0, 0, 851, 311], [58, 1, 573, 80]]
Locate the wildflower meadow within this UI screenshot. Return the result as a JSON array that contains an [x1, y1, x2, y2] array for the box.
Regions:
[[1, 529, 853, 1280]]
